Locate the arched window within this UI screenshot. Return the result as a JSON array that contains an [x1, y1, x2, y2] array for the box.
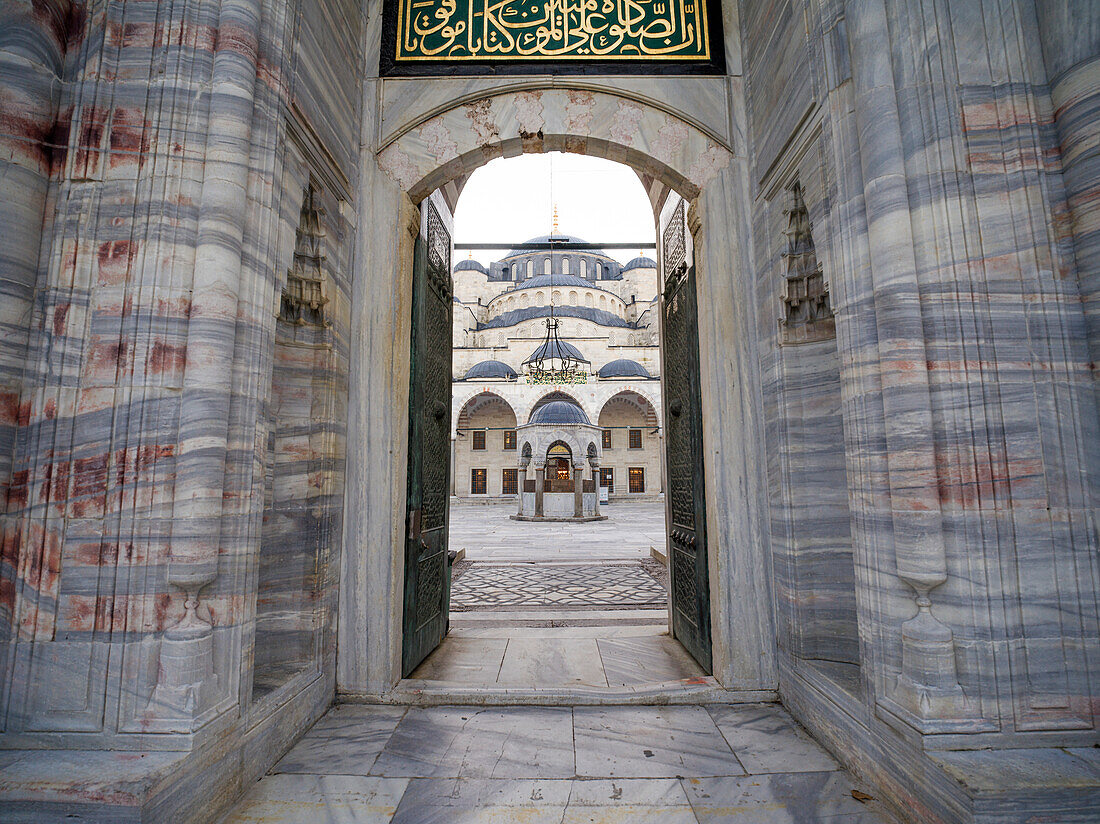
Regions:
[[563, 257, 570, 275], [536, 291, 546, 306], [585, 292, 593, 307], [552, 290, 561, 305], [580, 259, 588, 278], [502, 266, 510, 281], [544, 257, 551, 274], [569, 290, 578, 305], [526, 260, 533, 278]]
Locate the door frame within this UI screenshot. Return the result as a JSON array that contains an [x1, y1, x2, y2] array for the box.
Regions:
[[337, 87, 777, 698]]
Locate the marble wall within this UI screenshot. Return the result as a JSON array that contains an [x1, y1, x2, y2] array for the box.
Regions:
[[0, 0, 361, 817]]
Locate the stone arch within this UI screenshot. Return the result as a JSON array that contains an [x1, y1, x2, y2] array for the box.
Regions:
[[569, 290, 578, 305], [377, 88, 732, 204], [598, 389, 659, 429], [455, 390, 518, 433]]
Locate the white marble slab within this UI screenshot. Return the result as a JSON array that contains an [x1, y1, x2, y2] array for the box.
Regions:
[[389, 778, 572, 824], [706, 703, 839, 774], [369, 706, 576, 779], [563, 778, 699, 824], [496, 638, 609, 688], [573, 706, 745, 778], [682, 772, 885, 823], [407, 636, 508, 683], [272, 705, 408, 776], [220, 774, 410, 824]]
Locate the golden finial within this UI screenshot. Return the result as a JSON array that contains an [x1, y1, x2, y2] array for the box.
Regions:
[[552, 204, 559, 234]]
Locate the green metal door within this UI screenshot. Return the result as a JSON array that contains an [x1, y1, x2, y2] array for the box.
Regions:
[[402, 200, 453, 677], [661, 200, 713, 673]]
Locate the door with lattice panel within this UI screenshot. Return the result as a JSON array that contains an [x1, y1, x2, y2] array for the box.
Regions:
[[660, 199, 713, 673], [402, 199, 454, 676]]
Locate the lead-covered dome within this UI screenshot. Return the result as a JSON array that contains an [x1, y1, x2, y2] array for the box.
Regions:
[[463, 360, 518, 380], [503, 234, 606, 259], [513, 273, 599, 291], [529, 400, 590, 425], [597, 359, 651, 379], [622, 256, 657, 271], [454, 259, 488, 274]]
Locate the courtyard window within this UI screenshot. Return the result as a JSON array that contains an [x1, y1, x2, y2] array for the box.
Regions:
[[471, 468, 487, 494], [472, 430, 486, 450], [502, 468, 518, 494], [629, 428, 642, 449], [628, 467, 645, 493], [600, 467, 614, 493], [503, 429, 517, 450], [602, 429, 612, 449]]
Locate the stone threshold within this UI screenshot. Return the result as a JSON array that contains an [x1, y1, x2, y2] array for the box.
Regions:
[[340, 679, 778, 707]]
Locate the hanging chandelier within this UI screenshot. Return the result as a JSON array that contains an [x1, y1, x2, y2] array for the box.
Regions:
[[524, 303, 589, 385]]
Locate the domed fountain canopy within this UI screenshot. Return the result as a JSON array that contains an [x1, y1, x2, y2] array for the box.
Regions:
[[597, 359, 651, 379], [463, 360, 518, 380], [529, 400, 590, 425]]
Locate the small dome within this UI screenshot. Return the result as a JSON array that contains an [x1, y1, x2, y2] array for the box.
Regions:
[[454, 259, 488, 274], [597, 359, 651, 379], [623, 256, 657, 271], [523, 339, 590, 365], [463, 360, 518, 380], [513, 273, 598, 291], [529, 400, 590, 425]]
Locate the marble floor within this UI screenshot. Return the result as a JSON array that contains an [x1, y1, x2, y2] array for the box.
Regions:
[[406, 625, 703, 689], [221, 702, 896, 822], [449, 498, 667, 561]]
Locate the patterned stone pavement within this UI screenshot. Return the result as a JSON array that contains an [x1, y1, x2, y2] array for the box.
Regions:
[[221, 703, 896, 823], [450, 561, 667, 611]]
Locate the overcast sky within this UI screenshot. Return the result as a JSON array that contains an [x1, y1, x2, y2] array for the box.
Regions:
[[453, 152, 657, 267]]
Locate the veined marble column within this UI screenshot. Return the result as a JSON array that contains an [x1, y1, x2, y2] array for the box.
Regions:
[[517, 464, 527, 516], [590, 463, 600, 517], [534, 465, 545, 517], [154, 0, 265, 726], [846, 0, 972, 727], [573, 462, 584, 517]]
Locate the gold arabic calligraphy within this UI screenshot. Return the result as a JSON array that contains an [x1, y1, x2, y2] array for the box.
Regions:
[[398, 0, 710, 60]]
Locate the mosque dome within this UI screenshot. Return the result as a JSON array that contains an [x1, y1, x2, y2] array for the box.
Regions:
[[504, 234, 607, 259], [622, 256, 657, 271], [453, 258, 488, 274], [529, 400, 590, 425], [513, 273, 599, 291], [523, 339, 590, 365], [463, 360, 518, 380], [597, 359, 651, 379]]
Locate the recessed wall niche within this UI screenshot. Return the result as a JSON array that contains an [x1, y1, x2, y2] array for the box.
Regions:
[[252, 184, 336, 700], [773, 178, 860, 686]]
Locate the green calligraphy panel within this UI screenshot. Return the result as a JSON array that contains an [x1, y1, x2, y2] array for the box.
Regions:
[[387, 0, 716, 67]]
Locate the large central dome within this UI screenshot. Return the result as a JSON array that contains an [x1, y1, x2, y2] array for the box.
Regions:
[[503, 234, 608, 259]]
